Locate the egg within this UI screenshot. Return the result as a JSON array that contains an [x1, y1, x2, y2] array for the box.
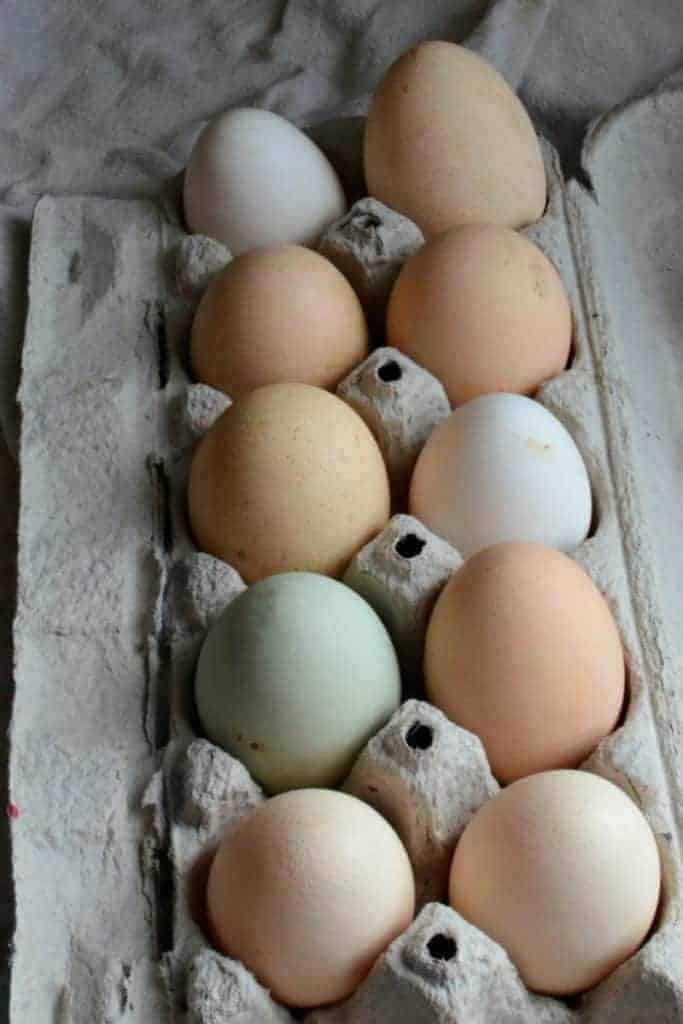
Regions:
[[425, 542, 625, 783], [387, 224, 572, 406], [409, 394, 592, 557], [364, 42, 546, 236], [449, 770, 661, 995], [191, 244, 368, 399], [195, 572, 401, 793], [207, 789, 415, 1007], [184, 108, 346, 254], [188, 383, 390, 582]]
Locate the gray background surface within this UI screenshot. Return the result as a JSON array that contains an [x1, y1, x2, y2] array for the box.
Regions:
[[2, 0, 683, 1010]]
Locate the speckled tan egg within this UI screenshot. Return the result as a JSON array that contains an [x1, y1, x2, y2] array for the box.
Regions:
[[449, 771, 661, 995], [191, 245, 369, 399], [207, 789, 415, 1007], [364, 42, 546, 236], [425, 542, 625, 783], [387, 224, 572, 405], [188, 383, 390, 582]]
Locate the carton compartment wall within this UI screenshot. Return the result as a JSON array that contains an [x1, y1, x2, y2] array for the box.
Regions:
[[11, 83, 683, 1023]]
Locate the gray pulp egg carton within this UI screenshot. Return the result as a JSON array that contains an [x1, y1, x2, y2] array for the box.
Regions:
[[10, 79, 683, 1024]]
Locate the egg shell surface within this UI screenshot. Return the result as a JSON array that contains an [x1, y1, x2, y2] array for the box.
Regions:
[[207, 788, 416, 1007], [184, 108, 346, 254], [425, 542, 625, 783], [195, 572, 402, 793], [364, 42, 546, 236], [188, 383, 391, 582], [387, 224, 572, 406], [449, 770, 661, 995], [191, 244, 368, 399], [409, 393, 592, 557]]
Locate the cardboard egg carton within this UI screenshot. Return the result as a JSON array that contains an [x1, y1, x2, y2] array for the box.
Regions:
[[11, 78, 683, 1022]]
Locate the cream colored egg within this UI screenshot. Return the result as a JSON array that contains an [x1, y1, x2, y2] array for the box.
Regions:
[[207, 789, 415, 1007], [364, 42, 546, 236], [425, 542, 625, 783], [387, 224, 572, 405], [188, 383, 390, 582], [449, 770, 661, 995], [191, 244, 368, 399]]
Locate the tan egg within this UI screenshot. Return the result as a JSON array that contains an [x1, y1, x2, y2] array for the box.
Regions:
[[449, 770, 661, 995], [207, 789, 415, 1007], [191, 245, 369, 399], [364, 42, 546, 236], [387, 224, 572, 405], [188, 383, 390, 582], [425, 542, 625, 783]]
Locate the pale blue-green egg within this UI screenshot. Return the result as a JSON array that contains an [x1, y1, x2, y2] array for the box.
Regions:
[[194, 572, 402, 793]]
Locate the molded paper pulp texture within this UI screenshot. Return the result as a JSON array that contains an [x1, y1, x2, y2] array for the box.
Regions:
[[12, 92, 683, 1020], [3, 0, 683, 443], [6, 1, 683, 1021]]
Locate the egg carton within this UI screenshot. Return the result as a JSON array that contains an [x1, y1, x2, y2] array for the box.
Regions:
[[10, 77, 683, 1023]]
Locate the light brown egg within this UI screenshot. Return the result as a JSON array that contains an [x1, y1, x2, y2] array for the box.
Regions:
[[449, 770, 661, 995], [364, 42, 546, 236], [207, 789, 415, 1007], [191, 245, 369, 399], [188, 383, 390, 582], [425, 542, 625, 783], [387, 224, 572, 405]]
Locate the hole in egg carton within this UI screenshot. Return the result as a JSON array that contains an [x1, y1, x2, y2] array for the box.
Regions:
[[394, 532, 426, 560], [376, 359, 403, 383], [404, 721, 434, 750], [426, 934, 458, 962]]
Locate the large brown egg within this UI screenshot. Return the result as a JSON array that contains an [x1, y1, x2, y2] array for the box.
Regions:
[[425, 542, 625, 783], [191, 245, 369, 399], [207, 789, 415, 1007], [449, 771, 661, 995], [387, 224, 572, 405], [364, 42, 546, 236], [188, 383, 390, 582]]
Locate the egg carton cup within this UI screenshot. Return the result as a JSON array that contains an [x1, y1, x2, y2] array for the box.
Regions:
[[11, 74, 683, 1023], [343, 514, 462, 683], [175, 236, 232, 304], [318, 197, 425, 337], [337, 350, 451, 503]]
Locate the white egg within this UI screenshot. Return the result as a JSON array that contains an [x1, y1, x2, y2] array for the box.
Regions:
[[183, 108, 346, 254], [410, 394, 592, 557]]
